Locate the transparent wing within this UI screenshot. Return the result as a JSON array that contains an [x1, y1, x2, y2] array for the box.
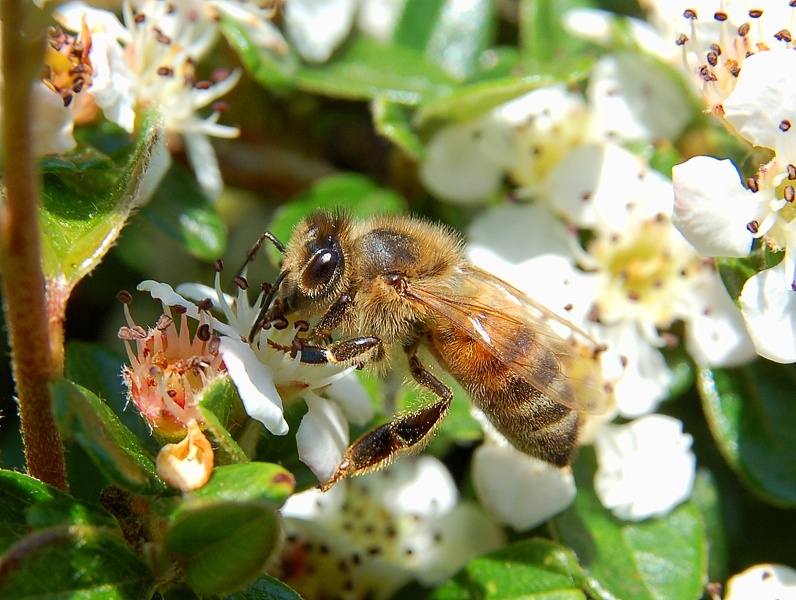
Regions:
[[406, 265, 606, 414]]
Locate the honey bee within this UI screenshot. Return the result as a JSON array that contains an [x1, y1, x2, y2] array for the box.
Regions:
[[252, 210, 607, 490]]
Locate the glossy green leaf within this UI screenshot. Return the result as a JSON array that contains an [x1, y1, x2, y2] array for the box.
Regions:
[[519, 0, 594, 73], [395, 0, 496, 80], [372, 96, 425, 160], [431, 538, 587, 600], [65, 341, 157, 453], [265, 173, 407, 265], [0, 525, 154, 600], [40, 111, 165, 296], [699, 361, 796, 506], [552, 450, 707, 600], [220, 574, 302, 600], [139, 163, 227, 261], [25, 499, 119, 532], [165, 501, 280, 596], [416, 74, 554, 125], [188, 462, 294, 508], [690, 469, 729, 583], [0, 470, 71, 554], [51, 379, 166, 496], [224, 16, 455, 105]]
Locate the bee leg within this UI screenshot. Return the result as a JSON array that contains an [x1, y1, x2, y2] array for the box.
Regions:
[[314, 293, 353, 340], [318, 350, 452, 492], [290, 336, 383, 366]]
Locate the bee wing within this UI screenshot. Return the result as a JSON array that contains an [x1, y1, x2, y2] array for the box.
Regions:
[[407, 265, 606, 414]]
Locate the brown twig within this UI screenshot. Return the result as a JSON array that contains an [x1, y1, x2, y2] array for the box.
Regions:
[[0, 1, 67, 490]]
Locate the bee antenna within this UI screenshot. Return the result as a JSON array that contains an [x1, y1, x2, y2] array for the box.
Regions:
[[234, 231, 287, 280], [248, 269, 287, 343]]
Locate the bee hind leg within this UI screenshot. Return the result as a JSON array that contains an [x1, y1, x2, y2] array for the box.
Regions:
[[319, 350, 452, 492]]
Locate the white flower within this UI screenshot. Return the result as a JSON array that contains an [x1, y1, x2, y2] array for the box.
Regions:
[[593, 414, 696, 521], [471, 431, 576, 531], [725, 563, 796, 600], [469, 147, 755, 417], [673, 49, 796, 362], [284, 0, 358, 62], [30, 82, 77, 155], [136, 267, 372, 485], [274, 455, 505, 597], [283, 0, 405, 63], [640, 0, 796, 115], [55, 0, 262, 198]]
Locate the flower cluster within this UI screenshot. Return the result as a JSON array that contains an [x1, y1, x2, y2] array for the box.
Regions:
[[121, 263, 372, 487]]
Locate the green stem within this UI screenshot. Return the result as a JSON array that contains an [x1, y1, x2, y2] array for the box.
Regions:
[[0, 1, 67, 490]]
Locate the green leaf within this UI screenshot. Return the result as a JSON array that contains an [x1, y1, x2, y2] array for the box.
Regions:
[[51, 380, 166, 496], [698, 361, 796, 506], [518, 0, 594, 73], [430, 538, 587, 600], [139, 163, 227, 261], [220, 574, 303, 600], [40, 111, 166, 296], [690, 469, 729, 583], [395, 0, 496, 80], [65, 341, 157, 454], [225, 16, 455, 105], [165, 501, 280, 596], [373, 96, 425, 160], [294, 38, 455, 104], [718, 246, 783, 301], [0, 470, 71, 554], [25, 499, 120, 532], [0, 525, 155, 600], [416, 74, 554, 125], [188, 462, 295, 509], [265, 173, 407, 264], [552, 449, 707, 600]]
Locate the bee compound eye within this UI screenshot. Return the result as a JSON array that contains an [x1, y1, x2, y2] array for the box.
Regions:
[[302, 249, 340, 291]]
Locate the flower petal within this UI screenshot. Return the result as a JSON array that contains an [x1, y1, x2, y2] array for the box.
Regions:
[[296, 392, 349, 483], [419, 115, 514, 204], [218, 336, 289, 435], [724, 50, 796, 152], [472, 442, 576, 531], [739, 266, 796, 363], [672, 156, 761, 257], [594, 414, 695, 521], [725, 563, 796, 600], [284, 0, 357, 62], [324, 373, 374, 426]]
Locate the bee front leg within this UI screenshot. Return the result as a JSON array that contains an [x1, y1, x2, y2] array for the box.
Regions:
[[277, 335, 383, 366], [318, 346, 452, 492]]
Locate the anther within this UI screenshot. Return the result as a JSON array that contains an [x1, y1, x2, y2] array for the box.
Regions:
[[775, 29, 793, 43], [157, 66, 173, 77], [787, 164, 796, 180], [684, 9, 698, 19], [676, 33, 689, 46], [746, 220, 760, 234], [714, 11, 728, 21], [197, 298, 214, 311], [748, 9, 763, 18], [116, 290, 133, 304], [197, 323, 211, 342], [780, 120, 792, 132], [214, 258, 224, 272], [234, 276, 248, 290], [156, 314, 173, 330], [173, 304, 188, 315], [786, 186, 795, 203], [738, 23, 750, 36]]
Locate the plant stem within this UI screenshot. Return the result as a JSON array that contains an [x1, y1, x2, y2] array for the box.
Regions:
[[0, 1, 67, 490]]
